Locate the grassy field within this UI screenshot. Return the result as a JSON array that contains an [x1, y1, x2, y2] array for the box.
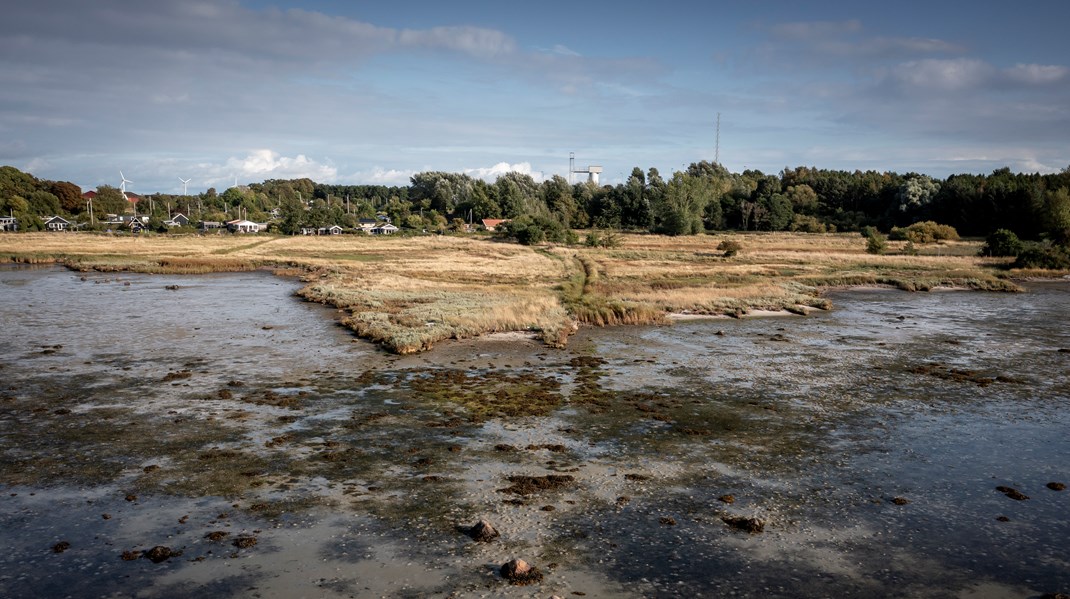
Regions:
[[0, 231, 1031, 353]]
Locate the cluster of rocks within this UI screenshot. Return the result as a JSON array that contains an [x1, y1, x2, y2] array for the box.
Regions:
[[462, 519, 543, 586]]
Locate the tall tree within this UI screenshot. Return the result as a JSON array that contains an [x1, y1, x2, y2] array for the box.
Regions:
[[654, 172, 712, 235], [50, 181, 83, 213]]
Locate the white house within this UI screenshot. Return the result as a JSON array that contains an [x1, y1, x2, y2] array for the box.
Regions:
[[371, 223, 398, 235], [226, 219, 261, 233], [0, 216, 16, 231]]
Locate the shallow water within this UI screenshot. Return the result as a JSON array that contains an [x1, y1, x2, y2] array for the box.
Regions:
[[1, 265, 1068, 598]]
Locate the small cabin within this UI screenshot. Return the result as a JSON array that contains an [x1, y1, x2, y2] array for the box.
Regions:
[[371, 223, 398, 235], [44, 216, 71, 232], [226, 219, 261, 233]]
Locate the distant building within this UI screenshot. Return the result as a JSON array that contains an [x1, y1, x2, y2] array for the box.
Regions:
[[104, 214, 148, 226], [164, 213, 190, 227], [226, 219, 261, 233], [43, 216, 71, 232], [358, 218, 377, 234], [371, 223, 398, 235], [0, 216, 17, 232], [481, 219, 509, 232], [300, 224, 345, 235]]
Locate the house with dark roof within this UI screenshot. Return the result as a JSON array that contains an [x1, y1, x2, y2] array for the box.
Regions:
[[43, 216, 71, 231], [370, 223, 398, 235], [164, 213, 190, 227]]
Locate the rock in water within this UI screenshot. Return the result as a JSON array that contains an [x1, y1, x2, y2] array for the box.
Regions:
[[721, 515, 765, 533], [500, 558, 543, 585], [145, 546, 176, 563], [996, 486, 1030, 501], [468, 519, 500, 542]]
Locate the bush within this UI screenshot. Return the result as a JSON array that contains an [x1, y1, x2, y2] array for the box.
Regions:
[[865, 232, 887, 255], [717, 239, 742, 257], [790, 214, 828, 233], [585, 229, 621, 248], [980, 229, 1024, 257], [499, 215, 573, 246], [1012, 242, 1070, 269], [860, 226, 879, 239], [889, 221, 960, 244]]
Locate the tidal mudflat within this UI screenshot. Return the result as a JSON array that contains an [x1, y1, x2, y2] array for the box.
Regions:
[[1, 265, 1067, 598]]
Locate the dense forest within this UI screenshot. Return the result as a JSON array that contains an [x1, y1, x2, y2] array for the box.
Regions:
[[2, 162, 1068, 256]]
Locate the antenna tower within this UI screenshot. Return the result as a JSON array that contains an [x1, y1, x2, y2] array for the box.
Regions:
[[715, 112, 721, 165]]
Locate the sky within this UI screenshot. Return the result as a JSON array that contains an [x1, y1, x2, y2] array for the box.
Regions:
[[1, 0, 1068, 195]]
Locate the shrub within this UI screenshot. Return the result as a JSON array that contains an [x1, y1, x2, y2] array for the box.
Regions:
[[790, 214, 828, 233], [860, 226, 879, 239], [585, 229, 621, 249], [980, 229, 1024, 257], [717, 239, 742, 257], [890, 221, 960, 244], [865, 232, 887, 255], [499, 215, 575, 246], [1012, 242, 1070, 269]]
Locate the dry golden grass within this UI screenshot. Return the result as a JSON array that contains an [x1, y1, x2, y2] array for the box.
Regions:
[[0, 230, 1031, 352]]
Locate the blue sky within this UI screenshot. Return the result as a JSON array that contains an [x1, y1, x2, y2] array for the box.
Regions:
[[1, 1, 1068, 194]]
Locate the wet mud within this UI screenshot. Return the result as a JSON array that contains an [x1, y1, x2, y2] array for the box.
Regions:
[[1, 265, 1068, 598]]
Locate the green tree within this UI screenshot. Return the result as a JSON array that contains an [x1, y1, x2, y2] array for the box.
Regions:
[[980, 229, 1024, 257], [865, 231, 887, 254], [494, 172, 543, 218], [1042, 187, 1070, 244], [897, 175, 941, 213], [655, 172, 711, 235], [757, 193, 793, 230], [542, 175, 578, 227], [0, 166, 38, 201], [92, 185, 128, 216], [785, 184, 818, 214], [28, 191, 60, 216], [277, 194, 305, 234], [618, 167, 653, 230]]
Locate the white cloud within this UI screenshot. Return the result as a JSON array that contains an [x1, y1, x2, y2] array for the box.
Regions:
[[398, 26, 516, 59], [463, 162, 544, 182], [350, 167, 416, 186], [764, 19, 964, 63], [544, 44, 580, 57], [771, 20, 862, 41], [195, 150, 338, 188], [891, 58, 993, 91], [1005, 63, 1068, 85]]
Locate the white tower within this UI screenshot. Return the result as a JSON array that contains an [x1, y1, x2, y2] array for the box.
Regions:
[[569, 153, 603, 185]]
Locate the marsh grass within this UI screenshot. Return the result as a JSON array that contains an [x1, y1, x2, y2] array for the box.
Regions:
[[0, 231, 1037, 352]]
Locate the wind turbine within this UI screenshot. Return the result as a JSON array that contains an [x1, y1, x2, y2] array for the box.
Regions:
[[119, 171, 132, 199], [179, 177, 191, 196]]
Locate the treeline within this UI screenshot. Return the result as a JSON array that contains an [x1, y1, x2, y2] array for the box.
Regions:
[[2, 163, 1068, 248]]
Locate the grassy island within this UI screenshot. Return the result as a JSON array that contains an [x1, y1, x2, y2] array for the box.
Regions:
[[0, 231, 1030, 353]]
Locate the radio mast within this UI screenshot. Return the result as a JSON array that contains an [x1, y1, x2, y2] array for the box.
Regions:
[[715, 112, 721, 165]]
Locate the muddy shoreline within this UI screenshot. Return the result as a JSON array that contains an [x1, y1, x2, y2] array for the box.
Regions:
[[1, 266, 1068, 598]]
